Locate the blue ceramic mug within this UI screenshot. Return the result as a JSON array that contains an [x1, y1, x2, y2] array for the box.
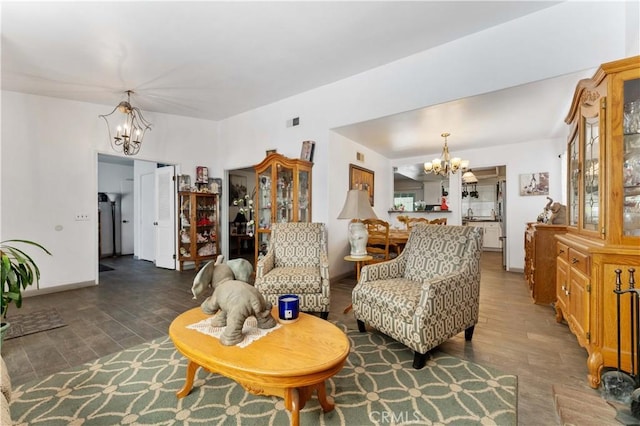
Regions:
[[278, 294, 300, 322]]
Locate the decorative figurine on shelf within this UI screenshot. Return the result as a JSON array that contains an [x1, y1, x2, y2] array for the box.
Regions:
[[191, 256, 276, 346], [180, 212, 190, 227], [197, 243, 216, 256], [543, 197, 567, 225], [440, 197, 449, 211]]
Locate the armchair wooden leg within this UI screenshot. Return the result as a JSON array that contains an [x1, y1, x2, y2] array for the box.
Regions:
[[320, 311, 329, 320], [413, 352, 428, 369], [465, 325, 475, 341], [357, 320, 366, 332]]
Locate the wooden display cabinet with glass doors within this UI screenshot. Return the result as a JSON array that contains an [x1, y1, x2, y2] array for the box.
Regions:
[[555, 56, 640, 388], [253, 153, 313, 265], [177, 191, 219, 271]]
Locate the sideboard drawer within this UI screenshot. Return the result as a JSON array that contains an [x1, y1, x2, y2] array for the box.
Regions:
[[568, 248, 589, 276], [557, 242, 569, 262]]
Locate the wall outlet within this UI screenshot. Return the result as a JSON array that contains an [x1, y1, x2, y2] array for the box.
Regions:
[[75, 213, 90, 221]]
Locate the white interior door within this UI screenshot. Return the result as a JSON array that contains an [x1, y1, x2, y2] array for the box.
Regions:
[[120, 179, 134, 255], [155, 166, 176, 269], [139, 173, 155, 261]]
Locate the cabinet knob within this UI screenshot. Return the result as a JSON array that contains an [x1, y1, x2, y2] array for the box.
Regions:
[[559, 249, 565, 254], [153, 221, 158, 226], [572, 258, 579, 264], [565, 289, 570, 296]]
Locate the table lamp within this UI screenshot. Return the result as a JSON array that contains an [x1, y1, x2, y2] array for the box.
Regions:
[[337, 189, 377, 258]]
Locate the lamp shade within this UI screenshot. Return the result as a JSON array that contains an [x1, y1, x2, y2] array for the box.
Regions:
[[338, 189, 377, 258], [462, 170, 478, 184], [337, 189, 377, 220], [105, 192, 119, 203]]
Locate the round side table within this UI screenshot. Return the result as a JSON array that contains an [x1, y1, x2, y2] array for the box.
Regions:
[[343, 254, 372, 313]]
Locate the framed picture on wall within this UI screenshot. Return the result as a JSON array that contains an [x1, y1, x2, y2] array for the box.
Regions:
[[209, 177, 221, 195], [196, 166, 209, 183], [178, 175, 191, 191], [300, 140, 315, 162], [349, 164, 375, 206], [519, 172, 549, 196]]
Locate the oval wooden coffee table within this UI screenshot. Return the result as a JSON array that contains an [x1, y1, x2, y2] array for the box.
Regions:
[[169, 307, 350, 426]]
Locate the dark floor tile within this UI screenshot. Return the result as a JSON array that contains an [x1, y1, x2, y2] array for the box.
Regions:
[[0, 252, 599, 425]]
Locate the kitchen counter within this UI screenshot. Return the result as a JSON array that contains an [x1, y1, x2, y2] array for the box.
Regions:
[[462, 218, 500, 224]]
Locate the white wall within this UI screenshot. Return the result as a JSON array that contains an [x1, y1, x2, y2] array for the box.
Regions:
[[1, 91, 219, 291], [217, 1, 633, 276]]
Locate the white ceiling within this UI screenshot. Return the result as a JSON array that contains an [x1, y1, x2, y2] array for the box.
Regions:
[[333, 69, 593, 159], [2, 1, 586, 158]]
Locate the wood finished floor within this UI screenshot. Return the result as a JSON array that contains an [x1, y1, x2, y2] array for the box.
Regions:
[[2, 252, 603, 425]]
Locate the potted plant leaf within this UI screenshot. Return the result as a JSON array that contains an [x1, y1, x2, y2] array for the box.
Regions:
[[1, 239, 51, 342]]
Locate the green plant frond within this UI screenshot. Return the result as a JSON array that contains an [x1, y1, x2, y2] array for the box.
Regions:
[[0, 254, 9, 288], [0, 239, 52, 255], [15, 263, 35, 289], [1, 245, 42, 269], [1, 239, 50, 318], [4, 291, 21, 302]]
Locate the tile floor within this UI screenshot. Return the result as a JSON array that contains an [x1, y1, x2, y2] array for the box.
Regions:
[[1, 252, 604, 425]]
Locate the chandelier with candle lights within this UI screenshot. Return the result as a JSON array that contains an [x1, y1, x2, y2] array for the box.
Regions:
[[99, 90, 152, 156]]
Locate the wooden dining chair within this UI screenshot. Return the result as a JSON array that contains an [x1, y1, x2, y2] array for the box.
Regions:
[[405, 217, 429, 230], [429, 218, 447, 225], [363, 219, 396, 264]]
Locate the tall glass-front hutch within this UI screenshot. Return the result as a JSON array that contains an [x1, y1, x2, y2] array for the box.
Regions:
[[253, 153, 313, 264], [177, 191, 219, 271], [555, 56, 640, 388]]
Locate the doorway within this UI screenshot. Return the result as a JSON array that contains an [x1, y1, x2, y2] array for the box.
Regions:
[[97, 153, 177, 273], [227, 166, 256, 267]]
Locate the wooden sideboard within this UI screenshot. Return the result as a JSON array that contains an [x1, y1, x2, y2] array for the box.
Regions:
[[524, 223, 567, 304]]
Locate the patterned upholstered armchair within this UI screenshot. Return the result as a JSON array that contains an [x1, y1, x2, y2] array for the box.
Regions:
[[255, 222, 330, 319], [352, 224, 483, 368]]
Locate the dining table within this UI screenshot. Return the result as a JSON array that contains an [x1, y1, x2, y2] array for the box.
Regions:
[[388, 229, 410, 253]]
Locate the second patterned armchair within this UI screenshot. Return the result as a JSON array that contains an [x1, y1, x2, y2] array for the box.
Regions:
[[352, 224, 483, 368], [255, 222, 330, 319]]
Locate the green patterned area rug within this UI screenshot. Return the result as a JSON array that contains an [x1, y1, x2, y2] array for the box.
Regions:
[[11, 324, 517, 425]]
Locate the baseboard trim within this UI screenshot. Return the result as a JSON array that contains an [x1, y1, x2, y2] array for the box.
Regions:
[[330, 271, 354, 284], [23, 281, 97, 298]]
